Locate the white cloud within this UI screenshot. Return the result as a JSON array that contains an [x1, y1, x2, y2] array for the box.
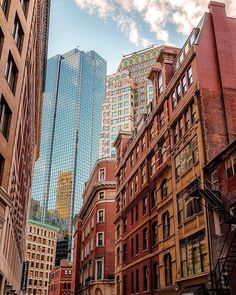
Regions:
[[74, 0, 236, 46]]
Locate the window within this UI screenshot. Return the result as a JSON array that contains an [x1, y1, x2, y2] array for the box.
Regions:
[[136, 269, 139, 293], [160, 109, 165, 127], [153, 263, 160, 289], [162, 211, 170, 239], [141, 136, 146, 150], [0, 96, 11, 139], [96, 232, 104, 246], [151, 189, 156, 209], [131, 272, 134, 294], [99, 192, 104, 199], [177, 189, 202, 224], [117, 247, 120, 265], [179, 117, 184, 138], [99, 169, 105, 180], [123, 243, 127, 263], [143, 228, 148, 250], [150, 125, 154, 141], [136, 145, 139, 159], [141, 164, 146, 185], [190, 102, 197, 124], [135, 204, 138, 222], [131, 237, 134, 257], [152, 222, 158, 246], [185, 109, 190, 131], [0, 27, 4, 58], [135, 234, 139, 255], [143, 197, 147, 215], [96, 260, 103, 280], [0, 154, 5, 185], [123, 275, 127, 295], [159, 141, 167, 164], [182, 75, 187, 94], [97, 210, 104, 222], [173, 123, 178, 144], [143, 266, 149, 291], [123, 217, 127, 234], [175, 136, 198, 180], [130, 152, 134, 166], [21, 0, 29, 16], [177, 83, 181, 101], [1, 0, 10, 18], [12, 14, 24, 53], [150, 154, 155, 176], [164, 254, 172, 286], [131, 208, 134, 226], [130, 180, 134, 197], [135, 174, 138, 192], [161, 179, 168, 199], [180, 230, 206, 277], [172, 91, 177, 109], [225, 152, 236, 178], [158, 72, 163, 95], [187, 66, 193, 85], [116, 276, 121, 295], [117, 224, 120, 240], [5, 52, 18, 94]]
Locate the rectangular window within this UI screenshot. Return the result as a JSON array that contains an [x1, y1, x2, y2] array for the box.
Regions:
[[175, 136, 198, 180], [179, 117, 184, 138], [21, 0, 29, 16], [1, 0, 10, 18], [12, 14, 24, 53], [143, 197, 147, 215], [160, 141, 167, 164], [135, 204, 138, 222], [141, 164, 146, 185], [5, 52, 18, 94], [225, 152, 236, 178], [131, 238, 134, 257], [0, 154, 4, 185], [185, 109, 190, 131], [177, 83, 181, 101], [160, 109, 165, 128], [97, 210, 105, 223], [135, 234, 139, 255], [190, 102, 197, 124], [141, 136, 146, 150], [150, 125, 154, 141], [187, 66, 193, 85], [151, 189, 156, 209], [172, 91, 177, 110], [136, 270, 139, 293], [96, 232, 104, 246], [131, 272, 134, 294], [96, 260, 103, 280], [135, 174, 138, 192], [123, 217, 127, 234], [0, 96, 12, 139], [99, 168, 105, 180], [130, 180, 134, 197], [182, 75, 187, 94], [131, 209, 134, 226], [150, 154, 155, 176], [173, 123, 178, 144], [130, 152, 134, 166], [99, 192, 104, 199], [158, 72, 163, 95], [123, 244, 127, 263]]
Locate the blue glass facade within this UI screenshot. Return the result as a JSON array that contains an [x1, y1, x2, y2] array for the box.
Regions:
[[31, 49, 106, 233]]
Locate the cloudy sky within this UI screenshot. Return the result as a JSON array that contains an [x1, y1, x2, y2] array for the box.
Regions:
[[48, 0, 236, 74]]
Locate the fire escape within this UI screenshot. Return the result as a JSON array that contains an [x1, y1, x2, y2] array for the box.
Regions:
[[189, 178, 236, 295]]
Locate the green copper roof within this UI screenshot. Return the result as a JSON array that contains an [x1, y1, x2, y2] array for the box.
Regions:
[[29, 219, 60, 232]]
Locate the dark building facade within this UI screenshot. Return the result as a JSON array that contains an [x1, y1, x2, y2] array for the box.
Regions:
[[113, 2, 236, 295], [0, 0, 50, 294]]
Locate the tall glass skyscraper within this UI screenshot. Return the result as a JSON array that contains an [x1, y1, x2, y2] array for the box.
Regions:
[[31, 48, 106, 237]]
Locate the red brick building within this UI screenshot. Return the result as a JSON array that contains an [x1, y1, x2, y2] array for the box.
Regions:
[[49, 259, 72, 295], [72, 158, 116, 295], [0, 0, 50, 294], [113, 2, 236, 295], [203, 139, 236, 294]]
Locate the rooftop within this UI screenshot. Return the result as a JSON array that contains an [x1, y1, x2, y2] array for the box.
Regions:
[[29, 219, 60, 232]]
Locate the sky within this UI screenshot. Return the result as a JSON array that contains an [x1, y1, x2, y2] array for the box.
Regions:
[[48, 0, 236, 74]]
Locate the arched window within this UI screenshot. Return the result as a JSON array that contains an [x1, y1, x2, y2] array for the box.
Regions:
[[164, 253, 172, 286], [161, 179, 168, 199], [152, 221, 158, 246], [143, 265, 149, 291], [117, 224, 120, 239], [117, 247, 120, 265], [153, 262, 160, 289], [67, 283, 71, 289], [116, 276, 121, 295], [162, 211, 170, 239], [63, 282, 66, 290], [143, 228, 148, 250]]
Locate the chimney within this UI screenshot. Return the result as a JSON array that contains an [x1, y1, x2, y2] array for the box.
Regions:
[[208, 1, 226, 17]]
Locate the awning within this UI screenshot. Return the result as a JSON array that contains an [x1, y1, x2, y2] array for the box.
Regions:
[[180, 285, 205, 295]]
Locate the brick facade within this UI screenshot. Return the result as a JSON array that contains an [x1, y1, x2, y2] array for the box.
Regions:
[[113, 2, 236, 295], [72, 159, 116, 295]]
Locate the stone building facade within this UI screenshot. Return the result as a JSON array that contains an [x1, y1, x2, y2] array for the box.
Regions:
[[72, 158, 116, 295], [26, 219, 58, 295], [113, 2, 236, 295], [0, 0, 50, 294]]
